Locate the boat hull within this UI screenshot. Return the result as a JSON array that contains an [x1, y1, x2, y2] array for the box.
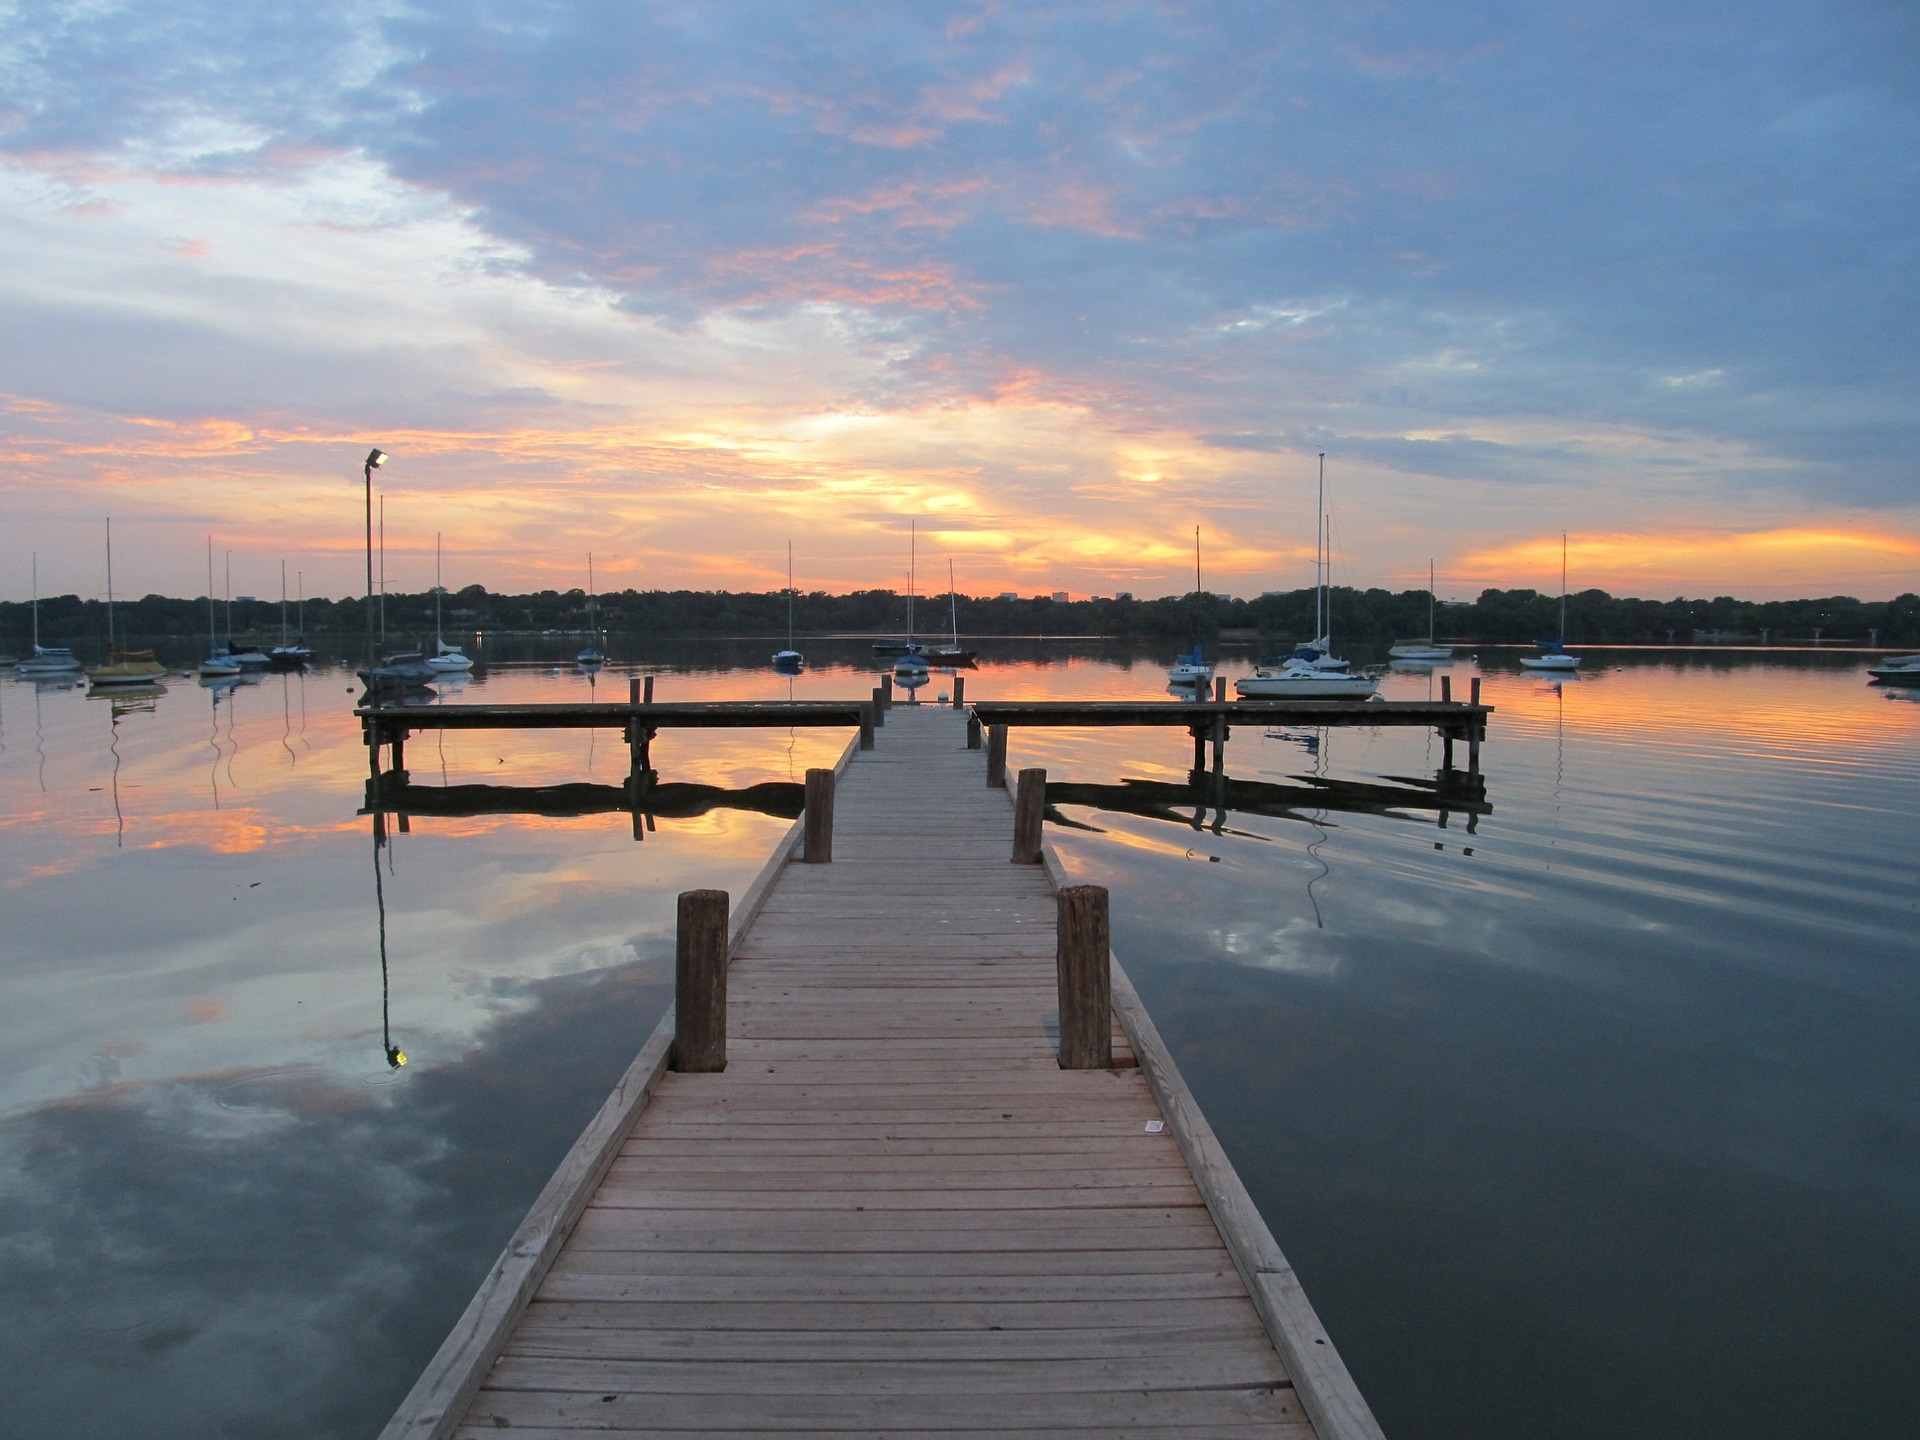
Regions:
[[1235, 673, 1378, 699], [1868, 666, 1920, 686], [1519, 654, 1581, 671]]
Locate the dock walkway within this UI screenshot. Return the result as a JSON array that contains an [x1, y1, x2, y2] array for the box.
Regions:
[[385, 704, 1379, 1439]]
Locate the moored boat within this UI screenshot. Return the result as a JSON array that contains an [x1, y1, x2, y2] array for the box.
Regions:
[[1519, 534, 1581, 670], [87, 519, 171, 688], [18, 555, 82, 675]]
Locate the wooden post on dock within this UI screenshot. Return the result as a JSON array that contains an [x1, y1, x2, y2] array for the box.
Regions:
[[986, 724, 1008, 787], [1441, 675, 1452, 703], [1471, 676, 1482, 706], [629, 677, 640, 707], [390, 729, 406, 782], [1013, 767, 1046, 863], [966, 714, 982, 750], [1213, 675, 1226, 702], [871, 687, 885, 727], [1191, 723, 1206, 777], [802, 768, 835, 863], [952, 675, 965, 709], [1467, 677, 1482, 778], [860, 703, 876, 750], [880, 674, 893, 710], [1211, 714, 1226, 791], [672, 889, 729, 1073], [1056, 884, 1112, 1070], [643, 674, 654, 705]]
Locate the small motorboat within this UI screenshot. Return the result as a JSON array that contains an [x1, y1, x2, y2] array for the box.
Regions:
[[268, 644, 312, 670], [1868, 654, 1920, 685], [19, 645, 82, 676], [1519, 645, 1581, 672], [1235, 662, 1379, 700], [199, 648, 242, 678]]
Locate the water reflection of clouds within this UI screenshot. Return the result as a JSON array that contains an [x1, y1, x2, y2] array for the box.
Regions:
[[0, 958, 671, 1440]]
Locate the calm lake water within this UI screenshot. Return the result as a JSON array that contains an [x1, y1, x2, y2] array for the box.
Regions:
[[0, 642, 1914, 1438]]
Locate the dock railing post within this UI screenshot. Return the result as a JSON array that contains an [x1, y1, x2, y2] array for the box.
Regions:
[[966, 714, 982, 750], [629, 677, 640, 707], [1013, 767, 1046, 863], [860, 702, 876, 750], [986, 724, 1008, 787], [1213, 675, 1226, 702], [871, 686, 886, 727], [1056, 884, 1112, 1069], [880, 674, 893, 709], [643, 674, 654, 705], [1471, 676, 1481, 706], [952, 675, 965, 709], [802, 768, 835, 863], [1441, 675, 1452, 703], [672, 889, 729, 1073]]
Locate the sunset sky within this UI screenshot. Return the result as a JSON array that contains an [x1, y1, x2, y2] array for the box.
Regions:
[[2, 1, 1915, 604]]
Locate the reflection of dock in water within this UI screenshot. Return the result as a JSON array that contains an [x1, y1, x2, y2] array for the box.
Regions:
[[1047, 768, 1491, 835], [381, 704, 1382, 1440], [361, 777, 804, 824]]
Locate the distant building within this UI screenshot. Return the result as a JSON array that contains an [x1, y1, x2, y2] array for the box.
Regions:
[[1115, 591, 1133, 602], [1051, 591, 1069, 603], [1214, 593, 1233, 602], [236, 595, 256, 603], [998, 591, 1019, 600]]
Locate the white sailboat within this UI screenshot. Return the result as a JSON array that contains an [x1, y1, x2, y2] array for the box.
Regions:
[[86, 518, 168, 688], [17, 554, 83, 674], [1237, 455, 1377, 700], [1519, 534, 1581, 671], [427, 534, 474, 672], [1167, 526, 1214, 685], [577, 553, 605, 666], [772, 541, 804, 671], [268, 559, 311, 668], [198, 538, 241, 678], [1389, 561, 1454, 661], [893, 521, 929, 679]]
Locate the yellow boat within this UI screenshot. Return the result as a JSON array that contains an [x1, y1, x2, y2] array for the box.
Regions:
[[87, 648, 169, 687]]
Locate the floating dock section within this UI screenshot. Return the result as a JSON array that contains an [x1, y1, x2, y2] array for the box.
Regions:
[[381, 703, 1386, 1439]]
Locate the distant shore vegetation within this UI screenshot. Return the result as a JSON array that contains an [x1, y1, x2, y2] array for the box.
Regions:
[[6, 585, 1917, 650]]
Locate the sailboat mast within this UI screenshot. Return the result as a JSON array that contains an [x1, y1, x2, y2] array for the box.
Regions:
[[208, 538, 218, 649], [1194, 525, 1202, 595], [435, 533, 444, 648], [587, 552, 596, 635], [280, 559, 289, 645], [1315, 453, 1326, 641], [105, 518, 115, 649], [1559, 532, 1568, 643], [378, 496, 386, 646], [30, 553, 38, 649], [1429, 559, 1436, 645], [906, 520, 916, 642], [950, 558, 958, 647], [224, 549, 232, 648], [786, 541, 795, 648]]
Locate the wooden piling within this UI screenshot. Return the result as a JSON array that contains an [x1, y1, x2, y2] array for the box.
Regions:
[[629, 677, 640, 707], [880, 674, 893, 709], [1211, 714, 1226, 789], [1441, 675, 1452, 703], [985, 723, 1008, 787], [1012, 766, 1046, 863], [643, 674, 654, 705], [1471, 676, 1482, 706], [671, 889, 729, 1073], [1055, 884, 1112, 1070], [1213, 675, 1227, 702], [859, 702, 876, 750], [871, 686, 885, 727], [801, 768, 834, 863], [952, 675, 965, 709], [966, 713, 982, 749]]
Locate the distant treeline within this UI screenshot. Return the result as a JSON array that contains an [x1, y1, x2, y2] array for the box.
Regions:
[[5, 585, 1917, 651]]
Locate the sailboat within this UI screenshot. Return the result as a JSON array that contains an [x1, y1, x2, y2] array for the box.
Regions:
[[1237, 456, 1377, 700], [17, 554, 83, 674], [772, 542, 804, 671], [426, 535, 474, 672], [219, 552, 270, 668], [1167, 526, 1213, 685], [1389, 562, 1454, 661], [198, 538, 242, 678], [1519, 534, 1581, 671], [86, 519, 168, 687], [269, 559, 312, 669], [920, 558, 977, 667], [577, 553, 605, 666], [893, 521, 930, 679]]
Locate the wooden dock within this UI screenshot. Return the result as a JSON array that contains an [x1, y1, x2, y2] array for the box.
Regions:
[[381, 703, 1383, 1440]]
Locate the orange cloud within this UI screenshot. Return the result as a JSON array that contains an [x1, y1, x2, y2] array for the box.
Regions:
[[1464, 527, 1920, 592]]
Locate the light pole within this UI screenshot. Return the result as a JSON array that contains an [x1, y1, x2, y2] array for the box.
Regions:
[[363, 448, 387, 667]]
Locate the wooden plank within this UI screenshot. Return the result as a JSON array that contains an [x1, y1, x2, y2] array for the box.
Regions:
[[458, 1385, 1311, 1433]]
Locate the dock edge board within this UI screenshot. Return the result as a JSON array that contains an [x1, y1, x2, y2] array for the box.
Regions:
[[375, 729, 863, 1440], [1022, 804, 1388, 1440]]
